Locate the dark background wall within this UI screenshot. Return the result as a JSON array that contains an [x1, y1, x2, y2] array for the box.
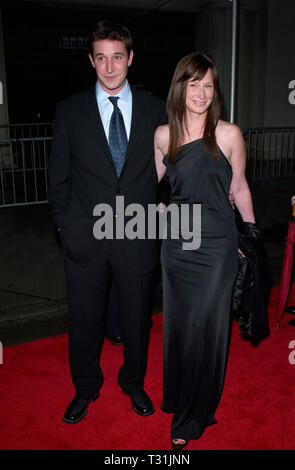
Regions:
[[1, 0, 295, 128], [1, 0, 195, 122]]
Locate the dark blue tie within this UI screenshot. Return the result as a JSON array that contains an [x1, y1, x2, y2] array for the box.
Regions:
[[108, 96, 127, 177]]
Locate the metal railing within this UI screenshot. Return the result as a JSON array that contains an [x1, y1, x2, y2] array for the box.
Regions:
[[0, 123, 53, 139], [244, 127, 295, 180], [0, 123, 53, 207], [0, 124, 295, 208]]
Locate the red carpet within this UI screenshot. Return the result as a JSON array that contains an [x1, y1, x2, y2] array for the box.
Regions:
[[1, 286, 295, 451]]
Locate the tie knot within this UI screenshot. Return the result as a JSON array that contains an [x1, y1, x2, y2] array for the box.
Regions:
[[108, 96, 119, 107]]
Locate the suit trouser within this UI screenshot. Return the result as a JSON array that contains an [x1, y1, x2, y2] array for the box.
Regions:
[[63, 242, 156, 398], [106, 282, 122, 339]]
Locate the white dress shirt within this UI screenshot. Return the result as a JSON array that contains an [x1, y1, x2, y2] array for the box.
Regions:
[[95, 81, 132, 142]]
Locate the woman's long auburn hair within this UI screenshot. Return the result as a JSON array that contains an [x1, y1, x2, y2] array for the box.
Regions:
[[167, 52, 221, 163]]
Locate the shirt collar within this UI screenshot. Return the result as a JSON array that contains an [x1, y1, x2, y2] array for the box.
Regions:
[[95, 80, 131, 104]]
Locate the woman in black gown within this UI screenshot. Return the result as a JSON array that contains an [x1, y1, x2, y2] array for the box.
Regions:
[[154, 52, 256, 450]]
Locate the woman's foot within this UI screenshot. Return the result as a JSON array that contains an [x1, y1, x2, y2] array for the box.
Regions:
[[172, 438, 188, 450]]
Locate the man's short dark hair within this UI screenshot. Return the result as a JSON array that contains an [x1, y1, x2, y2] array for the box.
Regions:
[[88, 20, 133, 57]]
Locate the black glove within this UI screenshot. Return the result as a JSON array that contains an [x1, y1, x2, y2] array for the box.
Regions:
[[238, 222, 262, 264], [240, 221, 261, 239]]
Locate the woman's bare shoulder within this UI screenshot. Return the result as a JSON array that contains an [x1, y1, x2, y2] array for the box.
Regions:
[[216, 120, 243, 140], [215, 120, 245, 160], [155, 124, 170, 154], [155, 123, 170, 140]]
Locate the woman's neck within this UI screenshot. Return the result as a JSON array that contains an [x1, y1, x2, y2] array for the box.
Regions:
[[184, 111, 207, 141]]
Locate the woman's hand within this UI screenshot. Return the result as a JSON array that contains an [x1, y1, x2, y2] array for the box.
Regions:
[[229, 190, 235, 209], [238, 248, 246, 258]]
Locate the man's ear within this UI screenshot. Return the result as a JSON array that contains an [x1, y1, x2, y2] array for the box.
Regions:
[[88, 53, 95, 68], [128, 49, 134, 67]]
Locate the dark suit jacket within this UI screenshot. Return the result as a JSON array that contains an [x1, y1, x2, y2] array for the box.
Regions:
[[48, 85, 167, 274]]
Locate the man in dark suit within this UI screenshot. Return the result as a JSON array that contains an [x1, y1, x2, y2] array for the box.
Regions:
[[48, 20, 166, 423]]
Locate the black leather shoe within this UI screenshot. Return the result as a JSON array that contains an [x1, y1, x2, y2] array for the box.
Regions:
[[289, 318, 295, 326], [122, 388, 154, 416], [106, 335, 123, 345], [286, 306, 295, 315], [63, 391, 99, 424]]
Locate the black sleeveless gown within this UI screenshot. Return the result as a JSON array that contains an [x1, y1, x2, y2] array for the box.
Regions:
[[161, 139, 238, 441]]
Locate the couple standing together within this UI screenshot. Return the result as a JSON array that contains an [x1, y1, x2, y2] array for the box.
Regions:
[[48, 20, 255, 450]]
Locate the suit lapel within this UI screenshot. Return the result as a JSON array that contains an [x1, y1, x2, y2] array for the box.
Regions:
[[124, 88, 146, 165]]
